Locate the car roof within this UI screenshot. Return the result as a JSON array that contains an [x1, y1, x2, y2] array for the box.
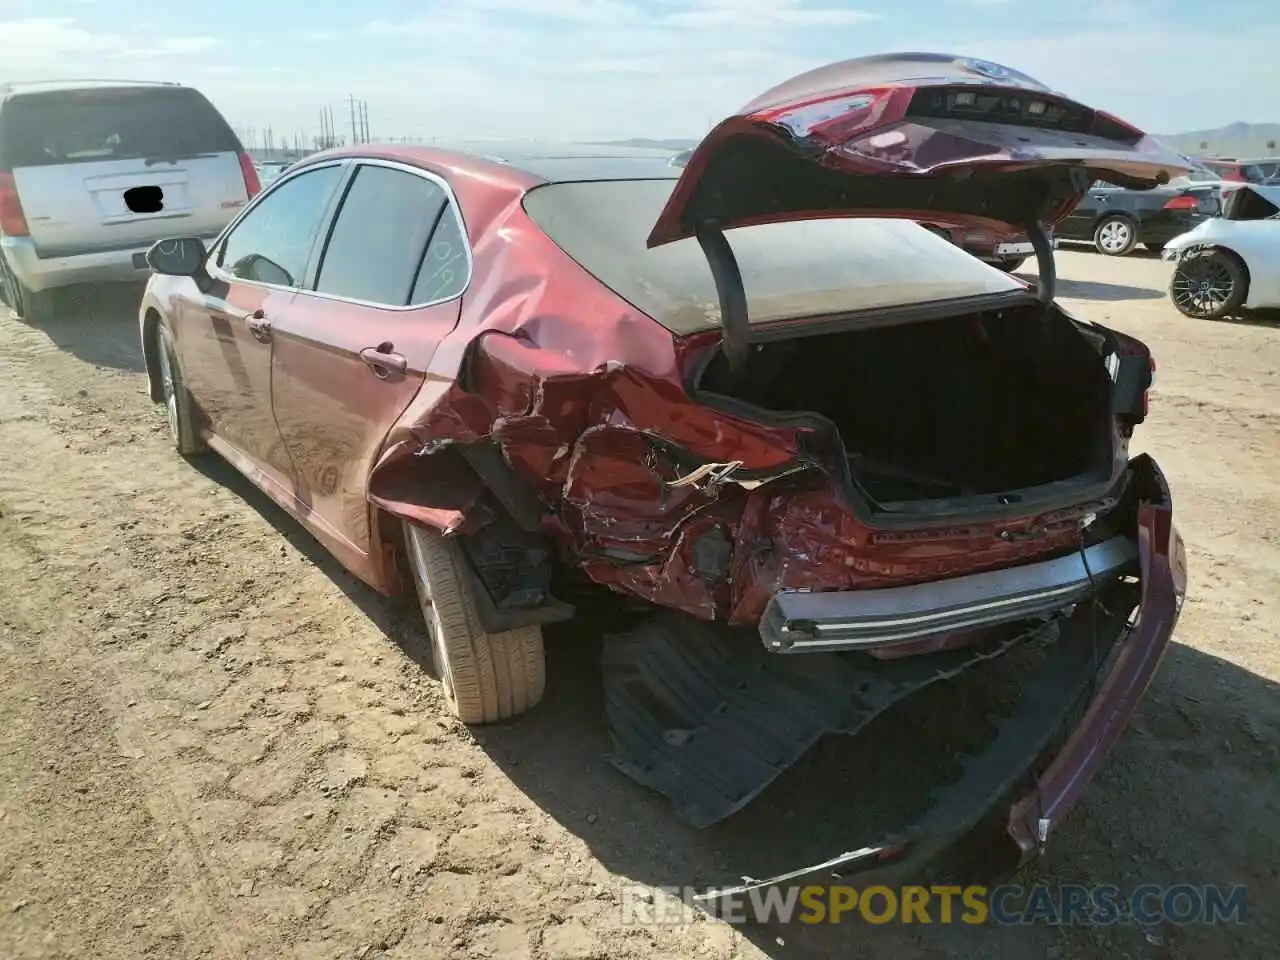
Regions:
[[445, 142, 683, 182], [0, 78, 185, 101], [303, 141, 682, 188]]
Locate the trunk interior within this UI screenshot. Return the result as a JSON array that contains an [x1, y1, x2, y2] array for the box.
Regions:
[[695, 303, 1114, 508]]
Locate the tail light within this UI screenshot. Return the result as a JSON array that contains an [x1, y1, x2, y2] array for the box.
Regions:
[[0, 173, 30, 237], [1161, 194, 1199, 211], [1143, 355, 1156, 418], [237, 152, 262, 199]]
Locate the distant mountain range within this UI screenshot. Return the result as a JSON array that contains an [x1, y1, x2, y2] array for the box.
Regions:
[[1156, 122, 1280, 159]]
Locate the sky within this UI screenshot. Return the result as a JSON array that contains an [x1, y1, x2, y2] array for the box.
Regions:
[[3, 0, 1277, 146]]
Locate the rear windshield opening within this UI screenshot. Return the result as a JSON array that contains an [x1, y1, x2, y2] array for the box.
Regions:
[[0, 86, 242, 168], [521, 178, 1024, 336]]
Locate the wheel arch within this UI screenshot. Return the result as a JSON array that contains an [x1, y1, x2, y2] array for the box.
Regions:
[[141, 307, 165, 403], [1175, 242, 1252, 296], [1093, 209, 1139, 231]]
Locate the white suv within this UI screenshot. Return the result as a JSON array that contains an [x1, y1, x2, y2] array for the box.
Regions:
[[0, 79, 260, 321]]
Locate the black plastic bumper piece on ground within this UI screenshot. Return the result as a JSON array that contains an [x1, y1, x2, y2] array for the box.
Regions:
[[692, 582, 1138, 903], [600, 608, 1059, 829]]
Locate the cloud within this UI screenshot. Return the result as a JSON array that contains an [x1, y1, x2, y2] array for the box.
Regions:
[[663, 0, 880, 28], [1, 17, 217, 67], [2, 4, 1276, 147]]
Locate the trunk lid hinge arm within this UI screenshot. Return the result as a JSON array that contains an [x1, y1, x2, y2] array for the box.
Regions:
[[1026, 219, 1056, 309], [695, 220, 750, 387]]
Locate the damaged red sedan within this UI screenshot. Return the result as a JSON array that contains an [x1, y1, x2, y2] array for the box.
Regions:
[[140, 53, 1187, 890]]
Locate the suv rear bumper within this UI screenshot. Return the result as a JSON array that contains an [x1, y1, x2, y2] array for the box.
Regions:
[[1, 235, 213, 293]]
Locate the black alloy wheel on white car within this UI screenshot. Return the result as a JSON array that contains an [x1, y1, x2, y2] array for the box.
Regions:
[[1169, 248, 1248, 320], [403, 522, 546, 724], [1093, 215, 1139, 256]]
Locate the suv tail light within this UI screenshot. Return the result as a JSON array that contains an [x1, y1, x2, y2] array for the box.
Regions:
[[237, 152, 262, 199], [0, 173, 30, 237], [1161, 194, 1199, 211]]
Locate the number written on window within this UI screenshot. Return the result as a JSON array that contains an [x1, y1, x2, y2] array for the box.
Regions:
[[410, 206, 469, 305], [314, 165, 456, 305]]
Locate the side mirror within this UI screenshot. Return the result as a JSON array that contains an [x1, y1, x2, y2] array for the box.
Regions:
[[146, 237, 209, 278]]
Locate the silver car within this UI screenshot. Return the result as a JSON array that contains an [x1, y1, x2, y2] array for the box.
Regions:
[[0, 79, 259, 321]]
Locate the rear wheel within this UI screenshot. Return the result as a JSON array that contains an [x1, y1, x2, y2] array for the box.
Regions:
[[156, 323, 206, 456], [1093, 215, 1139, 256], [404, 523, 545, 724], [1169, 249, 1247, 320], [0, 258, 57, 322]]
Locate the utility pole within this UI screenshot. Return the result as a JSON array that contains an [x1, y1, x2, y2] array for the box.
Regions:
[[360, 101, 370, 143], [346, 94, 359, 145]]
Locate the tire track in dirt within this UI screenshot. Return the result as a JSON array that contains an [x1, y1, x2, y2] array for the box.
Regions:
[[2, 251, 1279, 960], [0, 309, 766, 959]]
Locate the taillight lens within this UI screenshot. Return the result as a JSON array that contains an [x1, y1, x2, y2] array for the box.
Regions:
[[1144, 355, 1156, 418], [1162, 194, 1199, 211], [237, 152, 261, 198], [0, 172, 30, 237]]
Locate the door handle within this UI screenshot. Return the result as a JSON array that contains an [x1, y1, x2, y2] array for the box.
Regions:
[[359, 343, 407, 378], [245, 309, 271, 343]]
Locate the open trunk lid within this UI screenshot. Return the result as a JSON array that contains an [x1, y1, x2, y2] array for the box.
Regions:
[[647, 52, 1189, 248]]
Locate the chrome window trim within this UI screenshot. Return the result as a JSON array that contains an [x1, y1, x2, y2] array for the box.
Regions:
[[205, 158, 351, 296], [205, 155, 474, 312]]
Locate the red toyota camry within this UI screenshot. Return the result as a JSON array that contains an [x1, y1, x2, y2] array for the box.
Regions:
[[139, 52, 1188, 891]]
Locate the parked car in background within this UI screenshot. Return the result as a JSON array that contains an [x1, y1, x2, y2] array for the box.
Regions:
[[1195, 157, 1280, 184], [1056, 178, 1220, 255], [918, 222, 1053, 271], [139, 52, 1187, 894], [256, 161, 289, 185], [1163, 183, 1280, 319], [0, 79, 259, 321]]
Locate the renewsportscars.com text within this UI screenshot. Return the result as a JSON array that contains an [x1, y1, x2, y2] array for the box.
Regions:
[[621, 883, 1249, 927]]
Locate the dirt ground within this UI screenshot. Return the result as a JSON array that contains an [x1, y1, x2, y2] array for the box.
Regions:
[[0, 247, 1277, 960]]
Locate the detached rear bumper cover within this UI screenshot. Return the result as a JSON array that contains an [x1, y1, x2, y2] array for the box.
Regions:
[[692, 454, 1185, 901]]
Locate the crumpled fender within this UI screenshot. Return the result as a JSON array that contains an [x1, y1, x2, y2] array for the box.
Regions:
[[366, 181, 1090, 623]]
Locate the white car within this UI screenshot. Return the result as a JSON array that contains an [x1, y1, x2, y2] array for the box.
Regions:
[[1162, 183, 1280, 319]]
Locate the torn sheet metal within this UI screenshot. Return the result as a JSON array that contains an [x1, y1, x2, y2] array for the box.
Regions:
[[361, 172, 1099, 622]]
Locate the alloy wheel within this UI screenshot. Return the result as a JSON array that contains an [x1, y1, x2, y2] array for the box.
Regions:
[[1171, 258, 1236, 318], [1097, 219, 1134, 254], [157, 341, 180, 442]]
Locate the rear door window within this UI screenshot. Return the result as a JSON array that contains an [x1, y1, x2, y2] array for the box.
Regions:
[[0, 86, 241, 168], [409, 204, 469, 304], [217, 165, 345, 287], [312, 164, 456, 306]]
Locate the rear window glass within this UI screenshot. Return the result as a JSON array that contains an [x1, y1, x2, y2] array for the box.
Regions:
[[521, 179, 1023, 335], [0, 86, 241, 168]]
